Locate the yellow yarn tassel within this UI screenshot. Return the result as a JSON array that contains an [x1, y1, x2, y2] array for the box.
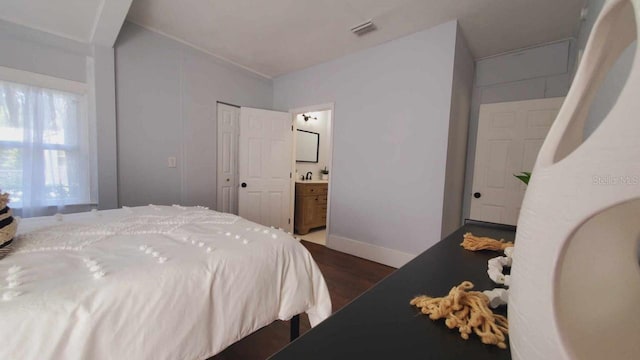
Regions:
[[460, 232, 513, 251], [410, 281, 509, 349]]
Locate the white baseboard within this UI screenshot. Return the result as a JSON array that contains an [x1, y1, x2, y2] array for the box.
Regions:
[[326, 234, 416, 268]]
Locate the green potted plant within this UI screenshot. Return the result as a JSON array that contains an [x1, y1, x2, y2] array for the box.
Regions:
[[320, 166, 329, 180]]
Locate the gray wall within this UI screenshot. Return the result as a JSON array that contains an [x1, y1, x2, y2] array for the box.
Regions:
[[462, 39, 576, 220], [273, 21, 458, 258], [0, 19, 89, 82], [0, 20, 118, 212], [575, 0, 636, 137], [442, 26, 474, 238], [115, 22, 273, 209]]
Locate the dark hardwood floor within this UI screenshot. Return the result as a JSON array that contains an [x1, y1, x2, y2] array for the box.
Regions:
[[212, 240, 395, 360]]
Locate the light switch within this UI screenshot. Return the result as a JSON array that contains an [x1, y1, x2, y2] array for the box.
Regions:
[[167, 156, 177, 168]]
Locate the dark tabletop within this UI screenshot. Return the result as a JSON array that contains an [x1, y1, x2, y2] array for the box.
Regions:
[[270, 221, 515, 360]]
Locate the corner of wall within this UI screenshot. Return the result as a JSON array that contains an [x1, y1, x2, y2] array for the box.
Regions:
[[92, 45, 119, 210], [326, 233, 415, 268], [441, 23, 474, 238]]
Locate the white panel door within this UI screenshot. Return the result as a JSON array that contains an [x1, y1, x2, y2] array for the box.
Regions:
[[238, 107, 292, 230], [217, 103, 240, 214], [470, 97, 564, 225]]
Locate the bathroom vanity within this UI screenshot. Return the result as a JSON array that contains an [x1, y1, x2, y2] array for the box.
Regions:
[[294, 181, 328, 235]]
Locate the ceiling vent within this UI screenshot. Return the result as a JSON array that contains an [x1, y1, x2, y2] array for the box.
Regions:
[[350, 20, 376, 36]]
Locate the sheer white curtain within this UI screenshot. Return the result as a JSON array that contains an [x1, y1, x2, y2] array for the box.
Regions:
[[0, 80, 96, 217]]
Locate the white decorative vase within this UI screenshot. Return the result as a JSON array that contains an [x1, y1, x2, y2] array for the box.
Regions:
[[321, 174, 328, 181], [509, 1, 640, 359]]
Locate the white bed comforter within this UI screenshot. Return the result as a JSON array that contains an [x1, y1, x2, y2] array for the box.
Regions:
[[0, 205, 331, 360]]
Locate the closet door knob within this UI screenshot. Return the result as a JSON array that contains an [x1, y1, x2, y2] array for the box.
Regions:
[[241, 183, 247, 188], [474, 192, 482, 199]]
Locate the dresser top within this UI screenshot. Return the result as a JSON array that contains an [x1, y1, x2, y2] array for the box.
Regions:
[[270, 221, 515, 360]]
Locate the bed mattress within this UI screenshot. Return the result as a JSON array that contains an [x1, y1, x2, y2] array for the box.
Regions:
[[0, 205, 331, 359]]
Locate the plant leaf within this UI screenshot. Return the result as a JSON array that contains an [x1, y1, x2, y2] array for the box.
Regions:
[[514, 172, 531, 185]]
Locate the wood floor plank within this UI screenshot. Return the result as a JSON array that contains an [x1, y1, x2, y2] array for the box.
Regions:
[[211, 240, 395, 360]]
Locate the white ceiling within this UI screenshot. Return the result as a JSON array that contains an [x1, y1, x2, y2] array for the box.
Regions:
[[0, 0, 586, 78], [127, 0, 586, 78]]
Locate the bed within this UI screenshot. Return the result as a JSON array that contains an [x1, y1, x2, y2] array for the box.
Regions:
[[0, 205, 332, 359]]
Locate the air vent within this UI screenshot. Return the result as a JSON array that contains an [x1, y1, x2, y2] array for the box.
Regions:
[[350, 20, 376, 36]]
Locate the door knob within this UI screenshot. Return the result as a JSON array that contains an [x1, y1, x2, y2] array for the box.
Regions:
[[241, 182, 247, 188], [474, 192, 481, 199], [226, 178, 230, 182]]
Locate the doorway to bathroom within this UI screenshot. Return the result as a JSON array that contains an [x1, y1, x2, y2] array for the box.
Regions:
[[290, 104, 333, 246]]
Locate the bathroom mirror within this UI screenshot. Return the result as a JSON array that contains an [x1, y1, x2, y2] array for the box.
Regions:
[[296, 130, 319, 163]]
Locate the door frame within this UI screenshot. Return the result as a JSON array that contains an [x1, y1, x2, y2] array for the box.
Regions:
[[216, 101, 240, 214], [288, 103, 335, 238]]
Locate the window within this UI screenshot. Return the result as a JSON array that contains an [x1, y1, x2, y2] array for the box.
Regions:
[[0, 70, 96, 216]]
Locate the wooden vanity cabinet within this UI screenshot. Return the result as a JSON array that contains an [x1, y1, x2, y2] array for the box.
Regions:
[[294, 182, 328, 235]]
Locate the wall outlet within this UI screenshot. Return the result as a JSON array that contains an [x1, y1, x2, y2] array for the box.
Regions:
[[167, 156, 177, 168]]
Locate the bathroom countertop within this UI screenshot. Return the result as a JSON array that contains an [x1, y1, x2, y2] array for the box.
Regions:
[[295, 180, 329, 184]]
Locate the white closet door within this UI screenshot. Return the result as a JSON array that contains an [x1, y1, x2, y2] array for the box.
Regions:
[[470, 97, 564, 225]]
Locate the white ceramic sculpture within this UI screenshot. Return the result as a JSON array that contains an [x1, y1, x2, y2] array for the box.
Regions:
[[509, 0, 640, 359]]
